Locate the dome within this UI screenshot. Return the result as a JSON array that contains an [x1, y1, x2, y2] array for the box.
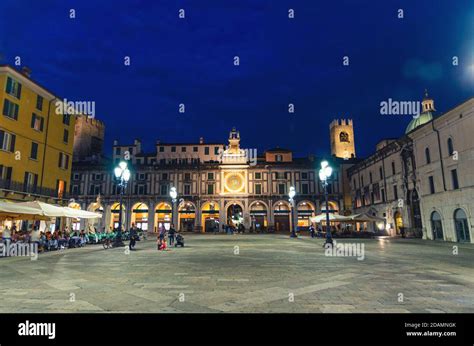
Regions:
[[405, 111, 433, 134]]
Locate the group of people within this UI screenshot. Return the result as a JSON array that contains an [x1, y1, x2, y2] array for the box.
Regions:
[[156, 224, 184, 250], [0, 224, 92, 253]]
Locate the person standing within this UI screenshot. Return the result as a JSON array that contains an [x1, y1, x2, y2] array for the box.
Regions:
[[309, 224, 315, 238], [2, 225, 12, 249], [129, 223, 138, 250], [168, 224, 176, 246]]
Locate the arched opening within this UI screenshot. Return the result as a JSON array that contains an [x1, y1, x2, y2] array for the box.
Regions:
[[179, 202, 196, 232], [201, 201, 219, 233], [68, 202, 82, 231], [87, 201, 104, 232], [110, 203, 125, 230], [430, 211, 443, 240], [131, 202, 148, 231], [227, 203, 243, 228], [297, 201, 315, 231], [155, 202, 172, 232], [394, 211, 403, 235], [274, 201, 291, 232], [454, 209, 470, 242], [339, 132, 349, 143], [250, 201, 268, 232]]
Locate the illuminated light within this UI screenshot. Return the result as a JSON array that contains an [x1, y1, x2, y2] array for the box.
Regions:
[[114, 167, 121, 178], [321, 160, 329, 169], [123, 169, 131, 182], [119, 161, 127, 170]]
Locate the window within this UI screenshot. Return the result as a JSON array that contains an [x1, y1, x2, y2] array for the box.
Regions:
[[36, 95, 43, 111], [301, 172, 308, 180], [379, 167, 383, 180], [207, 172, 214, 180], [58, 152, 69, 170], [136, 184, 146, 195], [193, 146, 198, 152], [160, 184, 168, 195], [207, 184, 214, 194], [181, 146, 186, 152], [255, 184, 262, 195], [72, 185, 80, 195], [89, 184, 101, 196], [275, 155, 283, 162], [214, 146, 220, 155], [451, 169, 459, 190], [23, 172, 38, 192], [30, 142, 38, 160], [57, 180, 66, 198], [254, 172, 261, 180], [159, 146, 164, 152], [2, 99, 19, 120], [0, 131, 15, 152], [6, 77, 22, 98], [184, 173, 191, 181], [184, 184, 191, 195], [369, 172, 373, 184], [162, 173, 168, 180], [0, 165, 12, 184], [447, 138, 454, 156], [393, 185, 398, 200], [391, 161, 396, 175], [425, 147, 431, 164], [454, 209, 470, 242], [204, 147, 209, 155], [353, 179, 356, 189], [302, 183, 309, 194], [278, 184, 285, 195], [31, 113, 44, 131], [63, 113, 71, 125], [361, 176, 364, 187], [381, 189, 385, 202], [428, 176, 435, 194], [73, 173, 81, 181], [63, 129, 69, 143], [339, 131, 349, 142], [171, 146, 176, 152], [115, 147, 121, 155]]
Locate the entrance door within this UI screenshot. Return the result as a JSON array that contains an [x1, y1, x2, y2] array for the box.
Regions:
[[454, 209, 470, 242], [394, 212, 403, 235], [227, 204, 243, 227], [274, 215, 290, 232]]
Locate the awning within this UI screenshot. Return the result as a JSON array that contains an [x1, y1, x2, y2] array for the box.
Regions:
[[2, 201, 102, 219], [310, 213, 352, 223], [349, 213, 385, 222]]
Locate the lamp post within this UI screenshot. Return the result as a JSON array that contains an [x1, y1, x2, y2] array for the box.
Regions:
[[169, 186, 178, 230], [114, 161, 131, 247], [319, 160, 333, 246], [288, 186, 297, 238]]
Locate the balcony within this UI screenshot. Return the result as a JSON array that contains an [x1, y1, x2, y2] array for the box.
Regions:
[[0, 179, 68, 200]]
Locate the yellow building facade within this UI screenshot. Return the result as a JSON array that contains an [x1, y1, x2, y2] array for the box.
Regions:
[[0, 65, 74, 203]]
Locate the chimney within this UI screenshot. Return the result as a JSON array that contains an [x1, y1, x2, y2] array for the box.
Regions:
[[156, 140, 161, 145], [199, 137, 204, 144], [21, 66, 32, 78]]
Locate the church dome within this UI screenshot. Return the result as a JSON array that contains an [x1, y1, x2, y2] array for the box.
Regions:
[[405, 90, 435, 134], [405, 111, 433, 134]]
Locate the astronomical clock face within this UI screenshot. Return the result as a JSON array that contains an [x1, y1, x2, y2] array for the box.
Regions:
[[224, 172, 245, 193]]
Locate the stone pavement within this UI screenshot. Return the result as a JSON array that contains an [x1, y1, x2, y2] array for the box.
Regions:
[[0, 234, 473, 313]]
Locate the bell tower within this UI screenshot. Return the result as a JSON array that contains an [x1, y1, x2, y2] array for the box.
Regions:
[[228, 127, 241, 154], [330, 119, 356, 159]]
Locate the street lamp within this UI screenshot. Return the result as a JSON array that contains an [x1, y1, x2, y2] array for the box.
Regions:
[[319, 160, 333, 246], [288, 186, 297, 238], [114, 161, 131, 247], [169, 186, 178, 230]]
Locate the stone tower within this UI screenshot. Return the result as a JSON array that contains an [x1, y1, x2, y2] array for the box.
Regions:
[[73, 115, 105, 161], [330, 119, 356, 159]]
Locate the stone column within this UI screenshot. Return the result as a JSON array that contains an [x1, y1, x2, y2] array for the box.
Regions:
[[148, 199, 155, 233]]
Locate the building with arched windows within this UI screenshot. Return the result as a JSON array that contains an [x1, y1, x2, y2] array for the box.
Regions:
[[348, 92, 474, 243], [70, 126, 357, 233]]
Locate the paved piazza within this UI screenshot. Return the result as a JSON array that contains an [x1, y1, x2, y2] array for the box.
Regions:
[[1, 235, 473, 313]]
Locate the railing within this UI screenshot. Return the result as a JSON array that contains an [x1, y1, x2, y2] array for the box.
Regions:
[[0, 179, 68, 200]]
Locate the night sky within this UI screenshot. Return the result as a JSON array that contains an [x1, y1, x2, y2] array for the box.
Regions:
[[1, 0, 473, 158]]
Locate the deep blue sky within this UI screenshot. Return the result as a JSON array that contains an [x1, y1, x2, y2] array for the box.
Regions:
[[1, 0, 473, 158]]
